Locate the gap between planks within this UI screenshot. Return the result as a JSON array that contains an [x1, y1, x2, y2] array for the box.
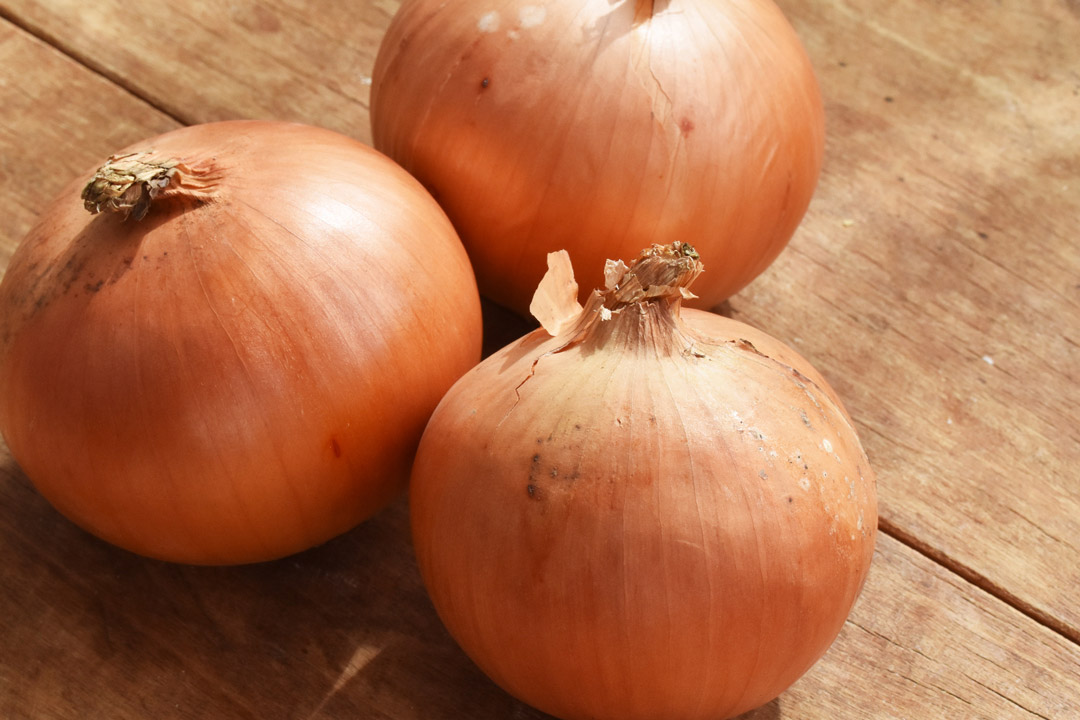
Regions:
[[0, 6, 194, 126], [878, 517, 1080, 648], [3, 0, 1078, 659]]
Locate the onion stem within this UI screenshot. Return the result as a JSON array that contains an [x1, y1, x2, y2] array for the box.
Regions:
[[556, 242, 705, 357], [81, 151, 218, 220], [600, 241, 702, 309]]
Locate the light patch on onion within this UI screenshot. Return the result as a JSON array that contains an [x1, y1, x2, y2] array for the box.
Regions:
[[518, 5, 546, 27], [477, 10, 499, 31]]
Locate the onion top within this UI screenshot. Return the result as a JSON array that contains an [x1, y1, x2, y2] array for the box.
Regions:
[[0, 121, 483, 564], [410, 243, 876, 720]]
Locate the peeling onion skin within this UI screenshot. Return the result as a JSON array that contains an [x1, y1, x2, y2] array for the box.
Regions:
[[371, 0, 825, 316], [0, 120, 483, 565], [409, 246, 876, 720]]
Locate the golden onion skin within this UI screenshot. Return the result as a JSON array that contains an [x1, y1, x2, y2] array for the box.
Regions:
[[410, 250, 876, 720], [372, 0, 825, 315], [0, 120, 483, 565]]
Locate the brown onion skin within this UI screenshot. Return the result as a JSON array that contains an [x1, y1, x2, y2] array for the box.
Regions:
[[409, 257, 876, 719], [371, 0, 825, 316], [0, 120, 483, 565]]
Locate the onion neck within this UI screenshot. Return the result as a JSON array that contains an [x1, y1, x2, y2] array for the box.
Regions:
[[81, 151, 219, 221], [570, 242, 705, 355], [632, 0, 659, 25]]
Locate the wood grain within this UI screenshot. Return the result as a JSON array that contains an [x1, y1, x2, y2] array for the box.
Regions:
[[4, 468, 1080, 719], [4, 1, 1077, 640], [0, 22, 177, 264], [736, 0, 1080, 640], [0, 0, 390, 142], [1, 1, 1079, 718]]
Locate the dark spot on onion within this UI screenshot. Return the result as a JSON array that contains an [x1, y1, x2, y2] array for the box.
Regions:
[[679, 117, 695, 135], [481, 77, 490, 89], [330, 437, 342, 458]]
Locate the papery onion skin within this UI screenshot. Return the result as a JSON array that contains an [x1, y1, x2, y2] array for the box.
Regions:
[[0, 120, 483, 565], [410, 246, 876, 720], [371, 0, 825, 316]]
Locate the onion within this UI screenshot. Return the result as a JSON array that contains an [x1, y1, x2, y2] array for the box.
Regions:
[[410, 244, 876, 720], [371, 0, 825, 315], [0, 120, 483, 565]]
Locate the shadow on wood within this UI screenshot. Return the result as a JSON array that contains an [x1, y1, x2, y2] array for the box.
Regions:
[[0, 459, 549, 719]]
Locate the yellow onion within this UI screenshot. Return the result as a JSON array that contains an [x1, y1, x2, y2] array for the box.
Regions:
[[371, 0, 825, 315], [0, 120, 482, 565], [410, 244, 876, 719]]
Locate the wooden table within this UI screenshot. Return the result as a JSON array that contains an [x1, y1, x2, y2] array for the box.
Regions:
[[1, 1, 1077, 717]]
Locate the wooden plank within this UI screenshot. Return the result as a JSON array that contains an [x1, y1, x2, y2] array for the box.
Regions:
[[1, 4, 1079, 720], [0, 0, 390, 143], [4, 465, 1080, 718], [783, 534, 1080, 720], [737, 0, 1080, 640], [0, 22, 177, 263], [3, 0, 1077, 640]]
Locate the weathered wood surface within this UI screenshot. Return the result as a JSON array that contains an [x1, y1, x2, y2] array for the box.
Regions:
[[0, 0, 389, 141], [0, 0, 1078, 717], [4, 478, 1080, 720], [740, 0, 1080, 641]]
